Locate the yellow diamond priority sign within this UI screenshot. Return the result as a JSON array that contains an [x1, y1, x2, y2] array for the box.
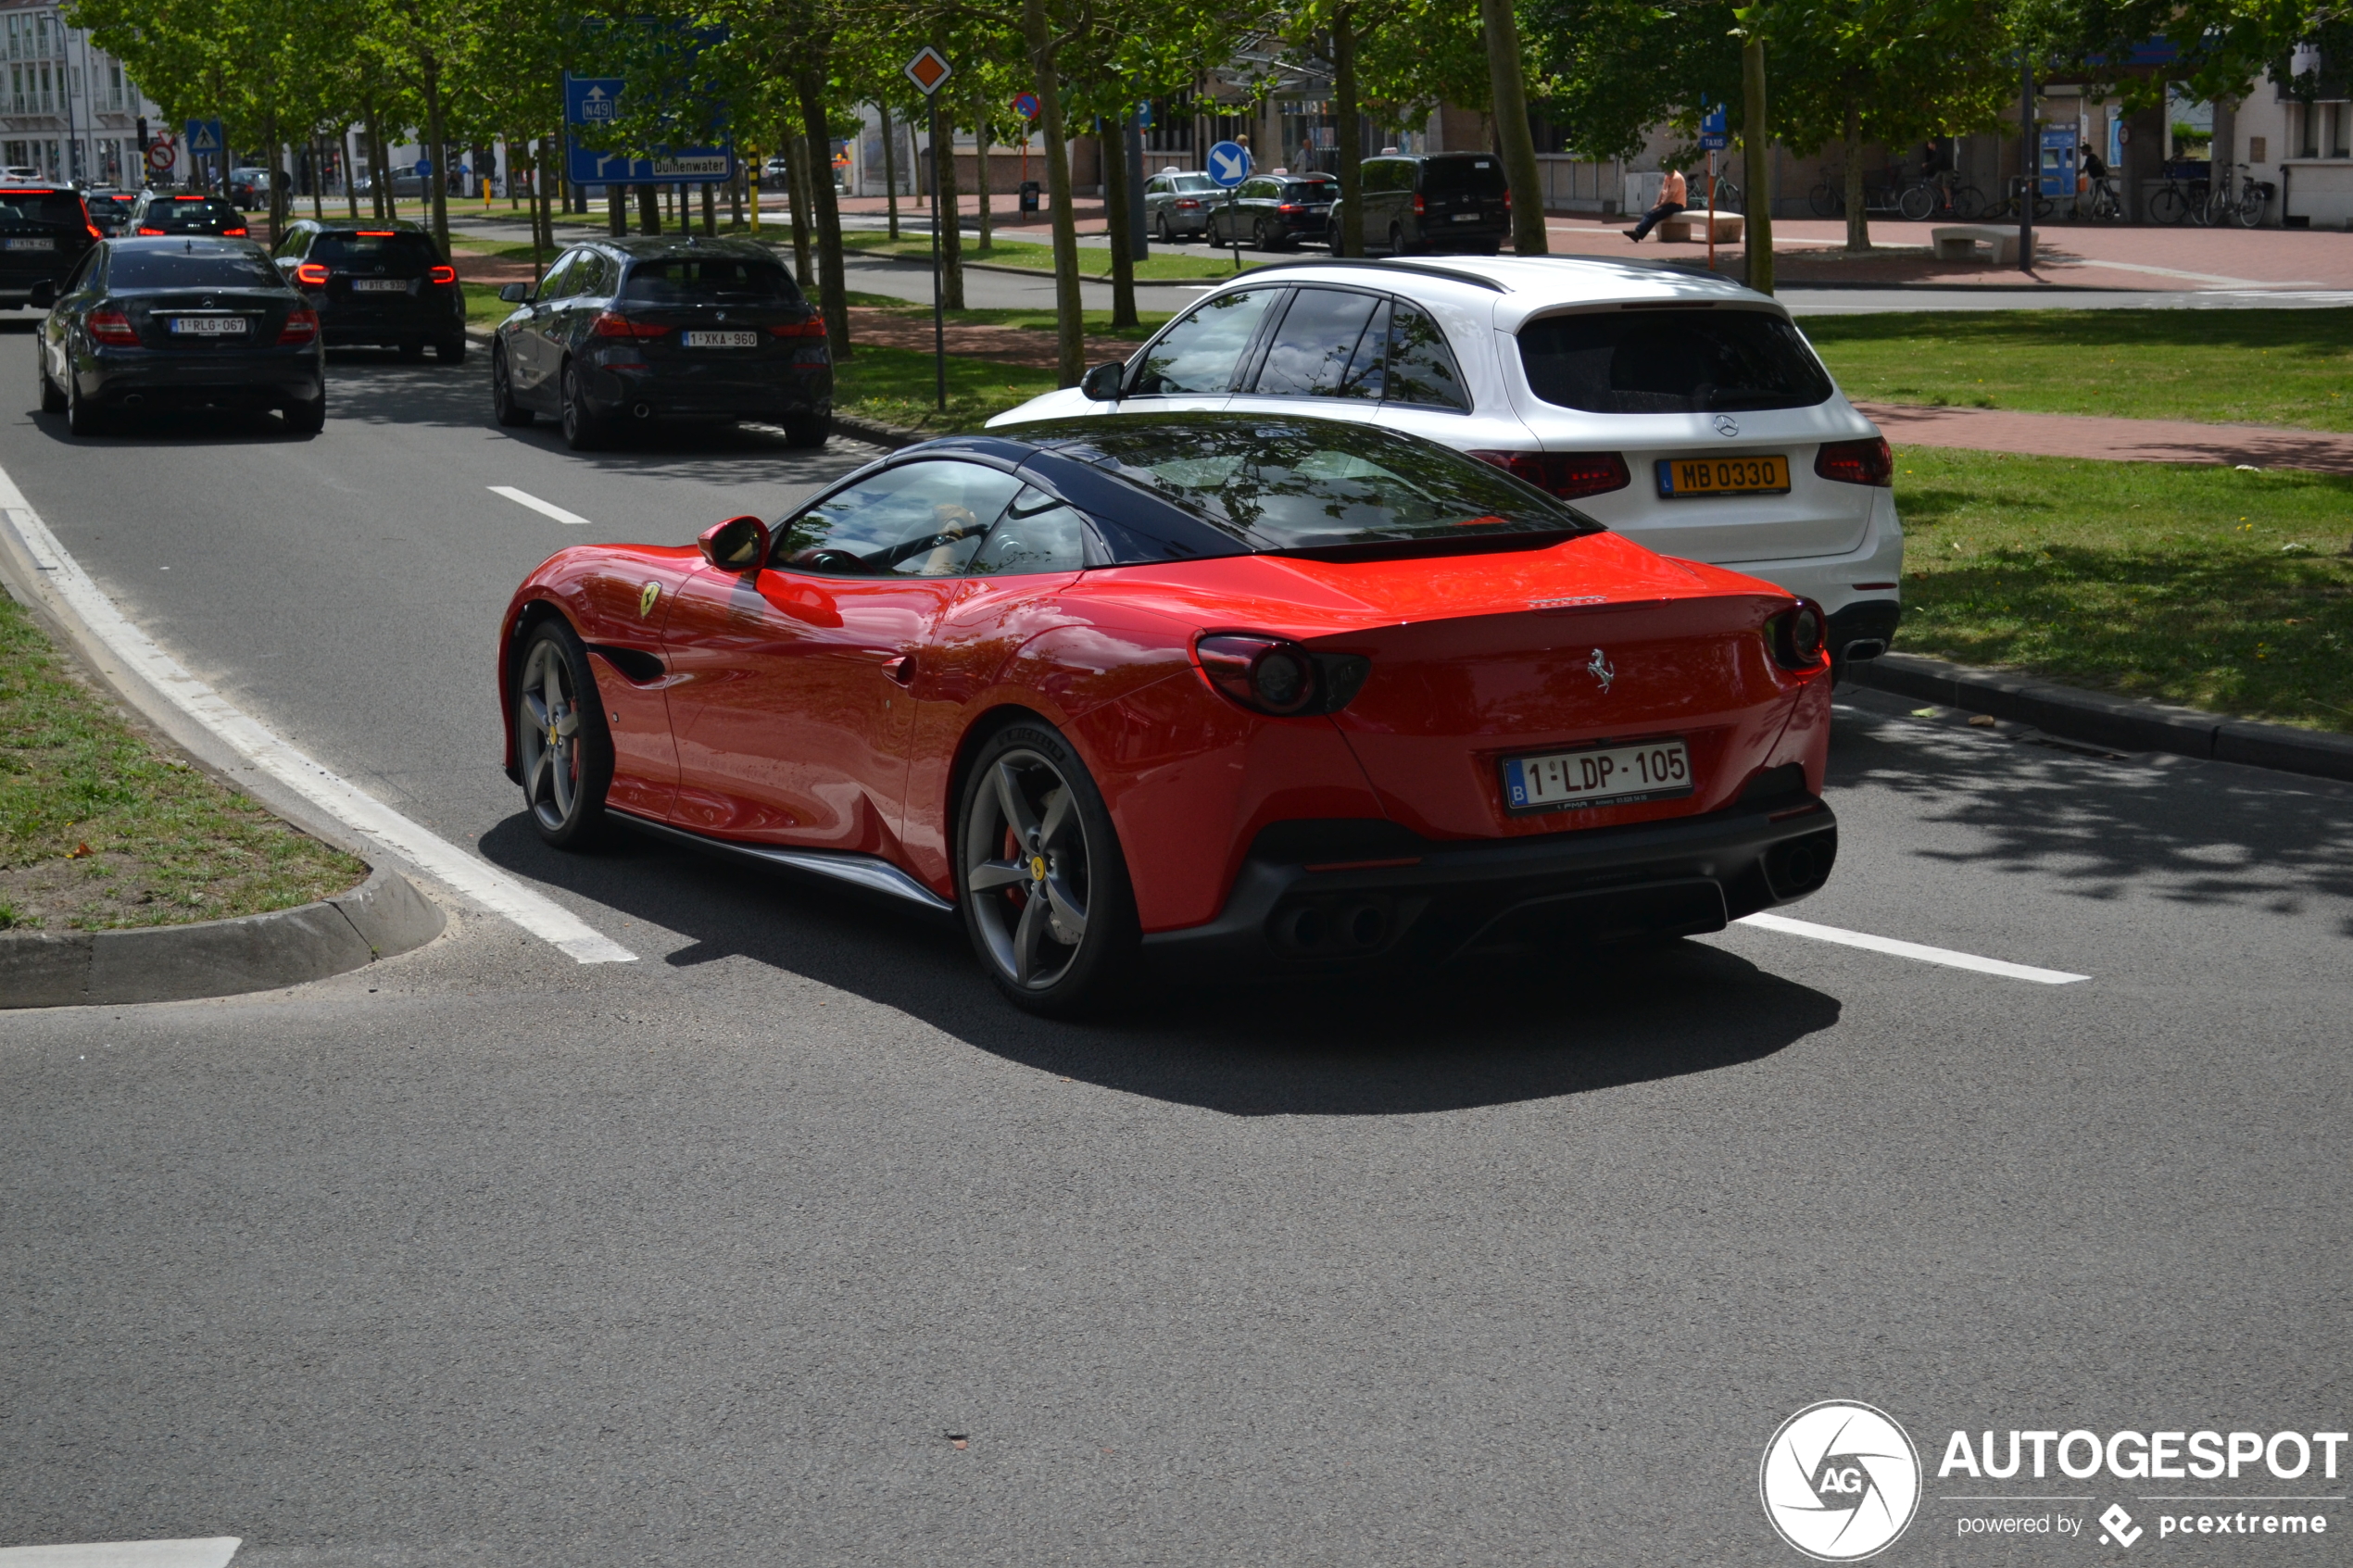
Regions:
[[903, 46, 953, 96]]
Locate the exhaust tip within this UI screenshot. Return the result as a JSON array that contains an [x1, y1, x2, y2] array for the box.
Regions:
[[631, 401, 654, 420], [1842, 638, 1888, 662]]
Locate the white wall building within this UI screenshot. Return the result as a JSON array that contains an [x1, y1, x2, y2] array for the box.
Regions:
[[0, 0, 169, 186]]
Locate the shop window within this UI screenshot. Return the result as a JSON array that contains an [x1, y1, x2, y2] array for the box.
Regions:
[[2298, 105, 2321, 158], [2334, 105, 2352, 157]]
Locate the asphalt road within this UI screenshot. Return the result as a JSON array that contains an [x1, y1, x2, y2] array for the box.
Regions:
[[3, 332, 2348, 1567]]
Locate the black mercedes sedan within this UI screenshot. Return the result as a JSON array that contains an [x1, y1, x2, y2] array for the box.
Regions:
[[271, 217, 466, 361], [84, 190, 138, 235], [0, 184, 101, 311], [128, 192, 251, 238], [37, 237, 325, 435], [490, 235, 831, 451], [1204, 173, 1337, 251]]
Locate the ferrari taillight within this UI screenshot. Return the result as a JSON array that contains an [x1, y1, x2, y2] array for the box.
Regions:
[[1816, 436, 1893, 487], [1769, 603, 1828, 671], [1194, 633, 1371, 718], [1467, 448, 1629, 501], [277, 307, 320, 345], [86, 308, 137, 345]]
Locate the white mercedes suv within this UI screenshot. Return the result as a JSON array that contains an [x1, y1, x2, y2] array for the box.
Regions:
[[986, 256, 1902, 665]]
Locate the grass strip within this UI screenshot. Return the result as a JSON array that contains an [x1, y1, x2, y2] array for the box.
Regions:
[[844, 291, 1172, 342], [1891, 447, 2353, 732], [843, 231, 1266, 282], [834, 345, 1060, 435], [1806, 309, 2353, 432], [0, 594, 366, 930]]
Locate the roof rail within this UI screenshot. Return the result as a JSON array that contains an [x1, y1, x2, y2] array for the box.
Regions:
[[1219, 257, 1514, 294]]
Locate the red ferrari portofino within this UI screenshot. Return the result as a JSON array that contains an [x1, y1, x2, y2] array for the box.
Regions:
[[500, 413, 1837, 1011]]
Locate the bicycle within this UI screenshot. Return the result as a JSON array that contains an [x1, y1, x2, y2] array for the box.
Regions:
[[2148, 167, 2209, 225], [2206, 161, 2276, 228], [1807, 165, 1906, 218], [1897, 170, 1985, 220], [1981, 176, 2054, 221], [2078, 175, 2125, 221], [1701, 177, 1743, 216]]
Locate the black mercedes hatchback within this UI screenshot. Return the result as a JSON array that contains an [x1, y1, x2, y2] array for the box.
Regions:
[[0, 184, 101, 311], [271, 218, 466, 360], [128, 192, 252, 237], [490, 235, 831, 450], [37, 237, 325, 434]]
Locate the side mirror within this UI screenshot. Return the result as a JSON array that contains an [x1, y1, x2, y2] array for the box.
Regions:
[[498, 282, 532, 305], [1080, 362, 1125, 402], [29, 280, 55, 308], [698, 514, 772, 571]]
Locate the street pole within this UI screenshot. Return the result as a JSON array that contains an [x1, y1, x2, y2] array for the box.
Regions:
[[1706, 145, 1717, 272], [930, 93, 946, 412], [2019, 56, 2035, 275], [1741, 36, 1772, 295]]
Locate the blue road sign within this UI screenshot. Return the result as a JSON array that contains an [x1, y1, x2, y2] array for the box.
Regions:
[[184, 119, 224, 156], [1699, 103, 1729, 152], [415, 157, 433, 178], [561, 70, 735, 184], [1207, 140, 1251, 187]]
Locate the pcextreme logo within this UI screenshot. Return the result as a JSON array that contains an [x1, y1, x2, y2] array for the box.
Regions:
[[1761, 1400, 1924, 1562]]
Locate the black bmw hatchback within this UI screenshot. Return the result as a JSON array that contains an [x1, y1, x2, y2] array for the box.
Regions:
[[490, 235, 831, 450], [0, 184, 101, 311], [37, 237, 325, 434], [128, 192, 252, 238], [271, 218, 466, 360]]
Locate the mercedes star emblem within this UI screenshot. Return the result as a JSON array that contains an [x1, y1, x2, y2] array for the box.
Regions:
[[1714, 414, 1741, 438]]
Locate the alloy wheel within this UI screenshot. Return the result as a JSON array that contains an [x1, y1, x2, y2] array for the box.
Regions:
[[963, 747, 1093, 991], [516, 635, 585, 833]]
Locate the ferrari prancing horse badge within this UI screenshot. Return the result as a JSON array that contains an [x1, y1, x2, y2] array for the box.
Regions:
[[639, 582, 661, 619]]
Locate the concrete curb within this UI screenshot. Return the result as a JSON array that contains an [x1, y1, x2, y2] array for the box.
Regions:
[[1850, 651, 2353, 783], [1, 863, 445, 1009]]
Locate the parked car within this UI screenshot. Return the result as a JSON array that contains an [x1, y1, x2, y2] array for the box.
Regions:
[[36, 236, 324, 434], [0, 184, 100, 310], [128, 191, 250, 237], [271, 217, 466, 361], [226, 166, 281, 208], [355, 170, 429, 200], [1327, 152, 1510, 255], [496, 411, 1837, 1012], [1204, 172, 1336, 251], [489, 234, 831, 449], [1143, 169, 1222, 242], [83, 190, 137, 235], [987, 257, 1903, 666]]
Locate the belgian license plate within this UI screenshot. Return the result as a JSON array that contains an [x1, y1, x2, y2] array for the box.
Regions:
[[350, 278, 406, 293], [5, 236, 53, 251], [169, 316, 248, 335], [1502, 737, 1692, 813], [682, 330, 757, 348], [1658, 454, 1790, 497], [1453, 212, 1481, 221]]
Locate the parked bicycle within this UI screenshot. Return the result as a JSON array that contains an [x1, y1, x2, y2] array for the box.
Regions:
[[1808, 165, 1906, 218], [1981, 176, 2055, 221], [2148, 165, 2211, 225], [1897, 169, 1986, 220], [2205, 161, 2276, 228], [1699, 177, 1743, 215]]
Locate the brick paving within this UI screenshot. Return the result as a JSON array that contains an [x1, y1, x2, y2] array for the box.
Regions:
[[1857, 400, 2353, 474]]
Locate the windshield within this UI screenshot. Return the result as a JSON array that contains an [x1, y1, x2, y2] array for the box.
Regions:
[[311, 232, 439, 267], [623, 257, 800, 304], [107, 248, 281, 288], [0, 191, 87, 226], [142, 198, 242, 227], [1029, 414, 1596, 552], [1421, 157, 1507, 197], [1173, 173, 1218, 192], [1517, 307, 1833, 414]]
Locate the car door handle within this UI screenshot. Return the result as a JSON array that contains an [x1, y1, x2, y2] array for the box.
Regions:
[[881, 653, 915, 685]]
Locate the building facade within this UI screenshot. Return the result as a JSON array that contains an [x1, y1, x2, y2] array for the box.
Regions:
[[0, 0, 168, 186]]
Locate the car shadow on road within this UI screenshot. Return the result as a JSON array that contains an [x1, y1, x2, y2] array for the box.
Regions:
[[478, 812, 1841, 1117]]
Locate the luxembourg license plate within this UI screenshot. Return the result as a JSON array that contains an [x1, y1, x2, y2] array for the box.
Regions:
[[1657, 454, 1790, 497], [1502, 736, 1692, 813], [350, 278, 406, 292], [682, 330, 757, 347], [5, 236, 53, 251]]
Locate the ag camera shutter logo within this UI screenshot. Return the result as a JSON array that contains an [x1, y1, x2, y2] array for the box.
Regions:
[[1761, 1400, 1922, 1561]]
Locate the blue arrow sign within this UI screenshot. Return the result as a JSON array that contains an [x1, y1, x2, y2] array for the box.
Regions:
[[1207, 140, 1251, 187], [560, 71, 735, 184], [184, 119, 224, 155], [566, 74, 624, 127], [1698, 101, 1729, 151]]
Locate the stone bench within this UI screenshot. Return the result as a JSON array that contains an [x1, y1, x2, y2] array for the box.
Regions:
[[1931, 224, 2020, 265], [1655, 211, 1744, 244]]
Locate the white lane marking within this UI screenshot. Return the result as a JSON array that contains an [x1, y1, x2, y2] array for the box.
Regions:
[[0, 1541, 241, 1568], [2043, 258, 2319, 288], [1735, 912, 2088, 985], [0, 486, 635, 965], [488, 484, 592, 525]]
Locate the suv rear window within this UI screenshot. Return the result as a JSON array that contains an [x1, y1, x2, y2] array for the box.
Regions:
[[145, 198, 242, 225], [1280, 180, 1335, 200], [623, 257, 800, 304], [1031, 413, 1597, 552], [311, 231, 439, 267], [0, 191, 86, 225], [108, 249, 280, 288], [1419, 157, 1507, 198], [1517, 308, 1833, 414]]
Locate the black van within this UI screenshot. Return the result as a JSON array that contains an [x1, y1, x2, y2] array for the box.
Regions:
[[271, 218, 467, 361], [1327, 153, 1511, 256], [0, 184, 100, 310]]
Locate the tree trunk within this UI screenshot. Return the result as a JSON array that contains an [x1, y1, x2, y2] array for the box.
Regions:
[[1102, 115, 1136, 328], [975, 103, 993, 250], [798, 66, 850, 356], [1741, 36, 1772, 295], [881, 98, 900, 239], [785, 121, 815, 285], [1842, 100, 1869, 251], [937, 103, 964, 308], [728, 165, 742, 229], [1480, 0, 1546, 254], [363, 105, 385, 220], [1333, 7, 1363, 257], [310, 132, 325, 219], [1023, 0, 1084, 385], [344, 125, 359, 218], [422, 54, 450, 254]]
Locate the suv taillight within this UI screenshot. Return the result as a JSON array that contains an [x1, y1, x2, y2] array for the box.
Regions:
[[1413, 194, 1426, 214], [428, 264, 457, 285], [87, 309, 138, 345], [769, 318, 827, 337], [277, 307, 320, 345], [1467, 448, 1630, 501], [1816, 436, 1893, 487], [591, 312, 666, 338]]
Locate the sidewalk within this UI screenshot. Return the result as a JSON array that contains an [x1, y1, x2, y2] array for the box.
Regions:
[[1859, 400, 2353, 474]]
